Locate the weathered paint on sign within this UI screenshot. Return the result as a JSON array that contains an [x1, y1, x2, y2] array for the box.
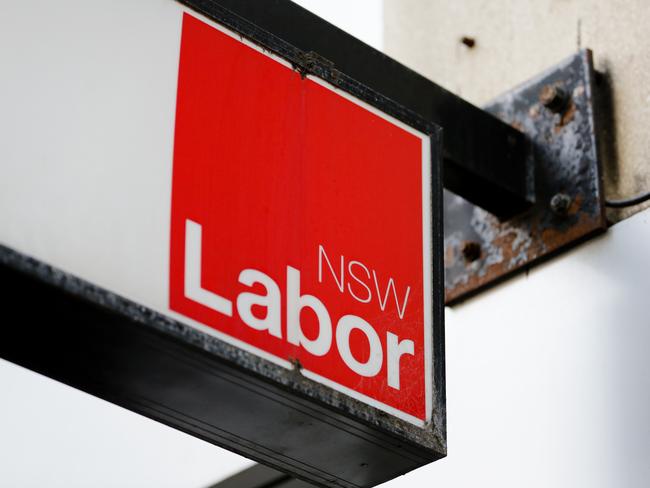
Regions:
[[169, 14, 434, 424]]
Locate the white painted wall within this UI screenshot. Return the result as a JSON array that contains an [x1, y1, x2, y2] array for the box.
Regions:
[[293, 0, 383, 50], [0, 359, 253, 488]]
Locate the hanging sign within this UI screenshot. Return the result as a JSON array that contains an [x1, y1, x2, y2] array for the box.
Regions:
[[170, 13, 436, 424]]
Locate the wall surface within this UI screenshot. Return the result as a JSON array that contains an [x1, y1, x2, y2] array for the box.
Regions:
[[385, 0, 650, 222], [0, 358, 253, 488]]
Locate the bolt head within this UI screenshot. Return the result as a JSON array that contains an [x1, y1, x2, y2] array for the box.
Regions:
[[550, 193, 572, 216], [540, 85, 568, 113], [461, 241, 482, 263]]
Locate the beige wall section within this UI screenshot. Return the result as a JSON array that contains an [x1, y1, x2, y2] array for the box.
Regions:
[[384, 0, 650, 222]]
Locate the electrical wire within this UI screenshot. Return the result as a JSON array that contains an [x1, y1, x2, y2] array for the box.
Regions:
[[605, 191, 650, 208]]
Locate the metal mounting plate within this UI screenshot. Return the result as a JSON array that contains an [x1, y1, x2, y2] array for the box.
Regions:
[[444, 50, 606, 304]]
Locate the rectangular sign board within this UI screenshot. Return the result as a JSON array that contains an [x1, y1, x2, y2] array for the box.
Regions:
[[170, 13, 433, 424], [0, 1, 445, 486]]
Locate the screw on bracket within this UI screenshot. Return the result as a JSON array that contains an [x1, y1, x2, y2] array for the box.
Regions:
[[550, 193, 572, 216], [461, 241, 482, 263], [539, 85, 569, 113]]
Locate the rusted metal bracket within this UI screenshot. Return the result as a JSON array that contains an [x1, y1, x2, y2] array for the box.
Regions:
[[444, 50, 606, 304]]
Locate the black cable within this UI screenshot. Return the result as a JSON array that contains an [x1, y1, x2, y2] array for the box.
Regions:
[[605, 191, 650, 208]]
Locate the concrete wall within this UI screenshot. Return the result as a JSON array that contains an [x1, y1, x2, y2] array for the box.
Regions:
[[384, 0, 650, 222]]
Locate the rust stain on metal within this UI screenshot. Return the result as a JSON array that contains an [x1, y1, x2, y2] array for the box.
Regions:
[[445, 212, 598, 303], [444, 50, 606, 305], [555, 100, 577, 131], [568, 193, 584, 216], [540, 211, 596, 245]]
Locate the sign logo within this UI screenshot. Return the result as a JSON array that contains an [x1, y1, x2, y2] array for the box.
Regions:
[[170, 13, 433, 424]]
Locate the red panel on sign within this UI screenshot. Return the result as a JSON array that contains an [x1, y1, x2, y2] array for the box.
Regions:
[[170, 14, 432, 422]]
